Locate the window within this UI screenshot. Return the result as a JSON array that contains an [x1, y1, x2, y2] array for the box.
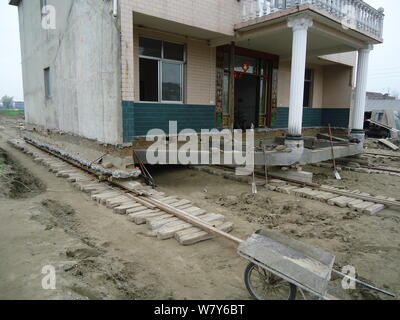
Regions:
[[139, 37, 185, 102], [303, 68, 313, 107], [40, 0, 47, 16], [44, 67, 51, 98]]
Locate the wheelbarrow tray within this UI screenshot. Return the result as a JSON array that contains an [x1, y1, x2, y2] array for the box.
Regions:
[[238, 229, 335, 297]]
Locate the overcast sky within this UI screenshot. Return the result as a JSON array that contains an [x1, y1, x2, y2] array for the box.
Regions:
[[0, 0, 399, 101]]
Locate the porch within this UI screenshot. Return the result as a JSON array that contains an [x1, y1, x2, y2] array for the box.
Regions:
[[212, 0, 384, 145]]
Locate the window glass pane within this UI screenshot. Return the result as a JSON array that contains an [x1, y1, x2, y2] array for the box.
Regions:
[[223, 52, 230, 71], [140, 58, 159, 102], [139, 37, 162, 58], [303, 81, 311, 107], [305, 68, 313, 81], [222, 73, 229, 115], [234, 55, 257, 74], [163, 41, 184, 61], [44, 67, 51, 98], [162, 62, 182, 101]]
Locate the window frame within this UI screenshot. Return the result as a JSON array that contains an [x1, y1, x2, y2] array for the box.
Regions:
[[44, 67, 52, 99], [138, 36, 186, 104]]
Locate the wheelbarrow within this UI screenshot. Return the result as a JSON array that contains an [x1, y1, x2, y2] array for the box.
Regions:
[[237, 229, 396, 300]]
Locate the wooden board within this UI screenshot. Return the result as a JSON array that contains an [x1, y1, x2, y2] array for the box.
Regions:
[[113, 202, 142, 214], [378, 139, 399, 151], [176, 221, 234, 245]]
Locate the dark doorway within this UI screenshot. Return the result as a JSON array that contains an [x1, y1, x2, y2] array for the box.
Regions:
[[234, 74, 259, 129]]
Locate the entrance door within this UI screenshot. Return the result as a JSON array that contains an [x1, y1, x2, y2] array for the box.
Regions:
[[234, 73, 259, 129]]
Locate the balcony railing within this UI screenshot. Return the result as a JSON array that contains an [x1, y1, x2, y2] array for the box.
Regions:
[[240, 0, 384, 38]]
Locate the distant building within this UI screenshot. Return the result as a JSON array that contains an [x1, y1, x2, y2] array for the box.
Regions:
[[364, 95, 400, 138], [14, 101, 25, 110], [366, 92, 396, 100]]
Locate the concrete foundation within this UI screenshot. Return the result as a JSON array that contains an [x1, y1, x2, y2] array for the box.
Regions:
[[268, 168, 313, 184]]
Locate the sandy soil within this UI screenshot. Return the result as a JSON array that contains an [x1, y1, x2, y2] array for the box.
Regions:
[[0, 115, 399, 300]]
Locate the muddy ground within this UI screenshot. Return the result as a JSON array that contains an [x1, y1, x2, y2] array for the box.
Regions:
[[0, 115, 399, 300]]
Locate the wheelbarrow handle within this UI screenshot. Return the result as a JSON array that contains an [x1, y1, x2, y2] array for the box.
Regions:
[[332, 269, 396, 298]]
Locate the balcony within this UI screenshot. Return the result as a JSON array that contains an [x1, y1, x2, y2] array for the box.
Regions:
[[240, 0, 384, 39]]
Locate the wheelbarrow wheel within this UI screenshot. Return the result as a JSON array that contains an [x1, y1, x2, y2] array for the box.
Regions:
[[244, 263, 297, 300]]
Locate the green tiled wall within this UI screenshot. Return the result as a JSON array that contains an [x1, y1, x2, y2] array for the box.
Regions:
[[123, 101, 216, 142], [272, 107, 350, 129], [123, 103, 350, 142]]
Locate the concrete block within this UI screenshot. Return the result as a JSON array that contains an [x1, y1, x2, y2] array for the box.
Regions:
[[352, 201, 376, 212], [328, 196, 354, 208], [113, 202, 143, 215], [269, 169, 313, 184], [314, 192, 337, 202], [363, 203, 385, 215], [276, 185, 298, 195], [347, 199, 364, 208]]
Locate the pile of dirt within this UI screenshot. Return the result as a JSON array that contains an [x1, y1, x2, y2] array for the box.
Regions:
[[0, 148, 45, 199]]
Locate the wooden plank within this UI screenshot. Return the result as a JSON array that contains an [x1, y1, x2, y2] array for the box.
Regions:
[[113, 202, 142, 214], [157, 213, 222, 240], [91, 191, 121, 202], [176, 221, 234, 246], [149, 208, 207, 231], [146, 215, 175, 229], [67, 175, 92, 183], [126, 205, 148, 214], [106, 195, 129, 205], [147, 216, 185, 230], [147, 197, 242, 245], [157, 221, 193, 240], [128, 195, 157, 210], [378, 139, 399, 151], [128, 210, 164, 224], [106, 197, 131, 208], [79, 183, 106, 192]]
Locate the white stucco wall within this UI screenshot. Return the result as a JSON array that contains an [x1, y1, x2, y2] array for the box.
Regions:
[[17, 0, 122, 144]]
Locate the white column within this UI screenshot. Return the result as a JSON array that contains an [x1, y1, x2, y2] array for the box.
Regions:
[[287, 16, 313, 139], [350, 45, 373, 137]]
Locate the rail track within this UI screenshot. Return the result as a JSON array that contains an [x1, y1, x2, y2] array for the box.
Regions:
[[198, 164, 400, 215], [8, 137, 238, 246]]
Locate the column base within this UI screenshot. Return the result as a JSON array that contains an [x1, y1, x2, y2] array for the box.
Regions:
[[349, 129, 365, 143], [285, 134, 303, 141], [284, 137, 304, 150]]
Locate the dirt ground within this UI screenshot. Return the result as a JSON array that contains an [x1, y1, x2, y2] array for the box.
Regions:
[[0, 115, 399, 300]]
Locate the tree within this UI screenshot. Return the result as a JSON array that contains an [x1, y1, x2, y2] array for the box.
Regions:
[[1, 95, 14, 109]]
